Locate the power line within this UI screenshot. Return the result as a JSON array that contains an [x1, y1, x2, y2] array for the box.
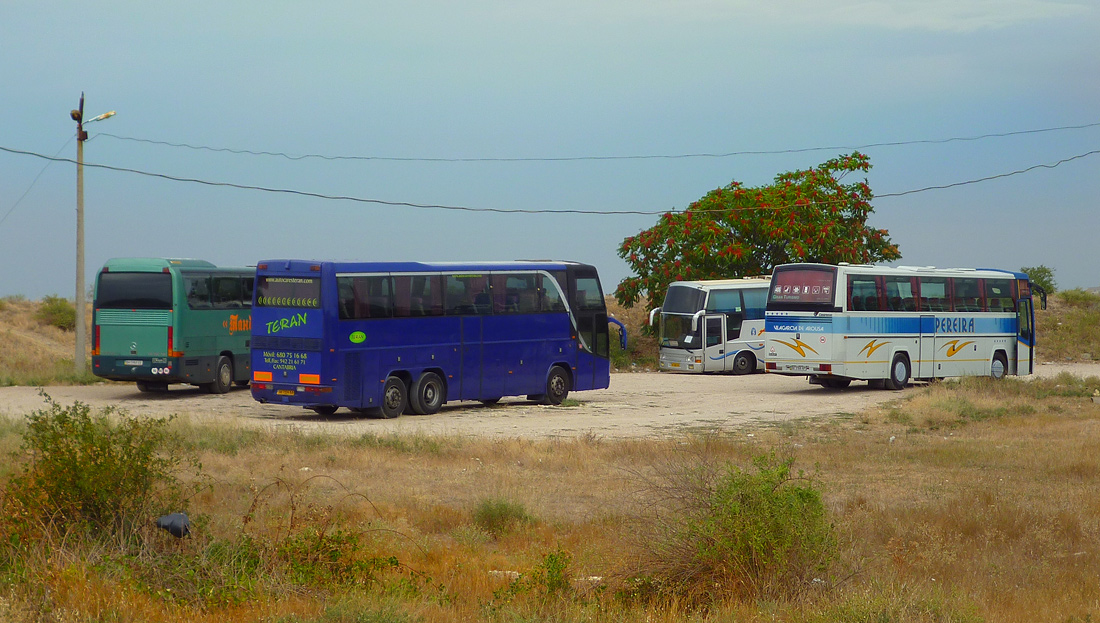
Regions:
[[91, 121, 1100, 163], [0, 135, 76, 228], [1, 144, 1097, 216]]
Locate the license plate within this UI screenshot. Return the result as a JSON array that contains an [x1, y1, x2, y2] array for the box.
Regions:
[[276, 389, 295, 396], [670, 362, 680, 368], [124, 360, 143, 366]]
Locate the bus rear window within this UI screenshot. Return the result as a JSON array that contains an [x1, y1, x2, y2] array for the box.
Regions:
[[96, 272, 173, 309], [768, 267, 837, 310], [256, 276, 321, 308]]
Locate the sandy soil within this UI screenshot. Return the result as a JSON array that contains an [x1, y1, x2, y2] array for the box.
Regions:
[[1, 363, 1097, 439]]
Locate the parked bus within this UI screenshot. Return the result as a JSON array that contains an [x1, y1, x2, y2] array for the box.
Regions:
[[764, 263, 1035, 389], [92, 258, 255, 393], [649, 278, 770, 374], [249, 260, 624, 417]]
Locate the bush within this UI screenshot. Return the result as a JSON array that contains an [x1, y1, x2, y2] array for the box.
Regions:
[[1, 392, 190, 541], [626, 453, 836, 604], [1057, 288, 1100, 309], [35, 295, 76, 331], [472, 498, 533, 537]]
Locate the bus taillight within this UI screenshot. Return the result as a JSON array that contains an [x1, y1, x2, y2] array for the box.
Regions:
[[167, 326, 185, 358], [92, 325, 100, 356]]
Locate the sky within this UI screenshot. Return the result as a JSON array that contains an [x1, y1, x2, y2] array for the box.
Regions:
[[1, 0, 1098, 301]]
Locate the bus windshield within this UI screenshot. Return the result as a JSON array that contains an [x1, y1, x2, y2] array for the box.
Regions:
[[768, 266, 837, 311], [95, 272, 173, 309]]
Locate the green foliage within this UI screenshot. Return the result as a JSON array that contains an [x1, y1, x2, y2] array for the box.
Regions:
[[1, 392, 190, 541], [35, 295, 76, 331], [278, 527, 399, 587], [472, 498, 534, 537], [1021, 264, 1057, 294], [616, 152, 900, 314], [630, 453, 836, 604]]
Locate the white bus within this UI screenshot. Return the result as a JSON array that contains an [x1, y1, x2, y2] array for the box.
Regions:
[[764, 263, 1036, 389], [650, 278, 770, 374]]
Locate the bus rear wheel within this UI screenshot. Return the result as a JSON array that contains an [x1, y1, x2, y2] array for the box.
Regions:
[[137, 381, 168, 393], [884, 354, 910, 390], [820, 377, 852, 389], [207, 356, 233, 394], [731, 352, 755, 375], [310, 405, 338, 416], [542, 366, 571, 405], [410, 372, 445, 415], [380, 376, 407, 419]]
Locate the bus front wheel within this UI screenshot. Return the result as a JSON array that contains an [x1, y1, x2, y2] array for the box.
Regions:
[[542, 366, 571, 405], [991, 352, 1008, 380], [411, 372, 445, 415], [207, 356, 233, 394], [380, 376, 407, 419], [885, 354, 910, 390]]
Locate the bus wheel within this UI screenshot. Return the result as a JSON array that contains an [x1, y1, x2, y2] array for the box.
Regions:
[[991, 352, 1008, 380], [885, 354, 910, 390], [310, 405, 338, 416], [820, 378, 851, 389], [411, 372, 445, 415], [380, 376, 407, 419], [208, 356, 233, 394], [137, 381, 168, 393], [542, 366, 571, 405], [732, 352, 755, 375]]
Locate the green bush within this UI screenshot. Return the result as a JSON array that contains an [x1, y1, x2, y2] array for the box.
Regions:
[[628, 453, 836, 603], [35, 295, 76, 331], [1057, 288, 1100, 308], [472, 498, 533, 537], [1, 392, 190, 540]]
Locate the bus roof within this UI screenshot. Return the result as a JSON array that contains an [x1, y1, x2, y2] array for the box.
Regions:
[[255, 259, 595, 273], [773, 262, 1028, 281], [100, 258, 253, 273], [668, 277, 771, 289]]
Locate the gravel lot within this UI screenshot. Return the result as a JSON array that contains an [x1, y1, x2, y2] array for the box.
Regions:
[[1, 363, 1097, 439]]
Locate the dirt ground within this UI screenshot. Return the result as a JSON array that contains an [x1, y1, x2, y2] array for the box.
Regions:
[[1, 363, 1097, 439]]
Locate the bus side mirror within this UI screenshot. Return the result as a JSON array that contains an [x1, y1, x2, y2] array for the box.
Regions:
[[690, 309, 705, 332], [608, 317, 627, 350], [648, 307, 661, 327]]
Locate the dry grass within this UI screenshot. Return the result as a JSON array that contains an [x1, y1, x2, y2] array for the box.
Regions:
[[0, 296, 95, 385], [1037, 289, 1100, 362], [3, 375, 1100, 621]]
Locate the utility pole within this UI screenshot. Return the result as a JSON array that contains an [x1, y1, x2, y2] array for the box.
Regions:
[[70, 94, 114, 375]]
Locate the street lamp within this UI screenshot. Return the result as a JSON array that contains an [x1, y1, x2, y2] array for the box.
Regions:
[[70, 93, 115, 375]]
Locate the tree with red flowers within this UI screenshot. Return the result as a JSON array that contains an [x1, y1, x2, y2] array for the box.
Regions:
[[615, 152, 900, 315]]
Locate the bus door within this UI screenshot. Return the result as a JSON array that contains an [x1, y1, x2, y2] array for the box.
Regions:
[[1016, 297, 1035, 375], [703, 315, 727, 373], [917, 314, 936, 378], [459, 316, 492, 400]]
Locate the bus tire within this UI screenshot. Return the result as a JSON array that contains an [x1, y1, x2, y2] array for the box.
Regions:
[[411, 372, 445, 415], [137, 381, 168, 393], [731, 352, 755, 375], [991, 351, 1008, 380], [885, 354, 910, 390], [310, 405, 338, 416], [542, 366, 571, 405], [820, 378, 851, 389], [380, 376, 407, 419], [208, 356, 233, 394]]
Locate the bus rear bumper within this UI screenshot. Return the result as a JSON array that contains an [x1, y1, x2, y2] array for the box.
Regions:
[[251, 383, 336, 407], [92, 355, 188, 383]]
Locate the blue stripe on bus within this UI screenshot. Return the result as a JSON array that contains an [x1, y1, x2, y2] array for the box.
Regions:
[[766, 316, 1017, 335]]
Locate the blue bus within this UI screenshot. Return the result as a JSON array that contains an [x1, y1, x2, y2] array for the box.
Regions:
[[249, 260, 624, 417]]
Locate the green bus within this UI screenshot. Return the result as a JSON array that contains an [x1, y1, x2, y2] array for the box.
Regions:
[[92, 258, 255, 393]]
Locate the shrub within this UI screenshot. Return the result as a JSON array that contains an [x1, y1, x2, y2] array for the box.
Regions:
[[472, 498, 533, 537], [1, 392, 190, 541], [626, 452, 836, 604], [35, 295, 76, 331], [1057, 288, 1100, 309]]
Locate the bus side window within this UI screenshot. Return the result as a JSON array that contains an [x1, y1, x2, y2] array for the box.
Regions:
[[241, 277, 253, 308], [540, 274, 566, 312], [186, 274, 212, 309], [212, 276, 243, 308]]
